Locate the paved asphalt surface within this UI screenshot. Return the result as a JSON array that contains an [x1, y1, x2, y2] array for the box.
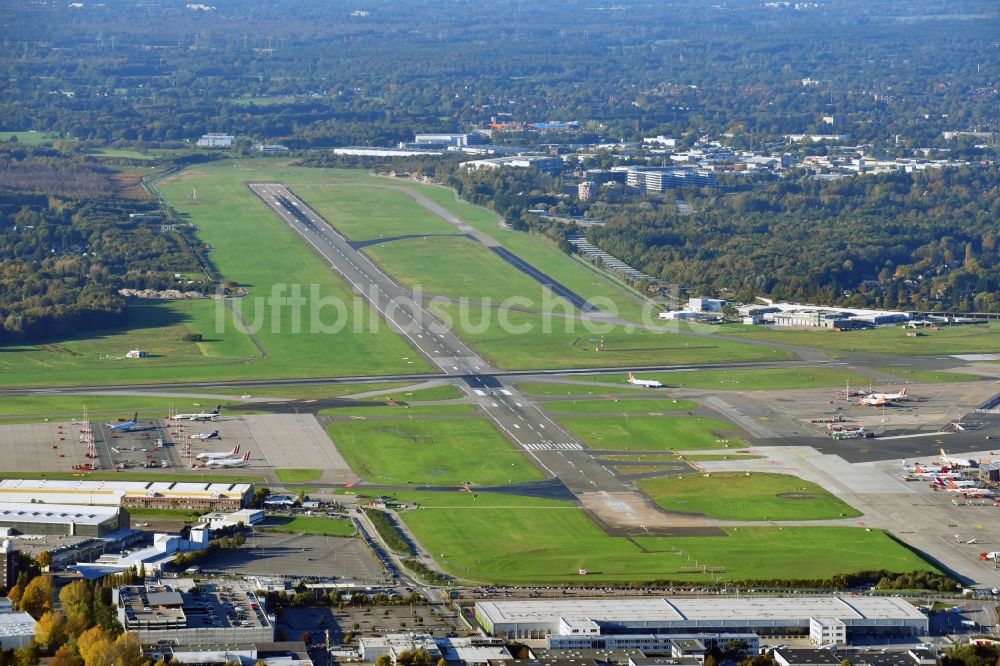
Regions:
[[246, 182, 656, 529]]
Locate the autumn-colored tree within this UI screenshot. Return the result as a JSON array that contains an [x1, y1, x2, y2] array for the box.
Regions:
[[6, 583, 22, 608], [18, 575, 54, 618], [52, 644, 85, 666], [113, 631, 145, 666], [35, 610, 68, 647], [60, 579, 96, 637], [36, 551, 53, 569], [77, 626, 110, 665]]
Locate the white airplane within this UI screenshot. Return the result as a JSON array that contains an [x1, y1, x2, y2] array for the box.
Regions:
[[204, 451, 251, 467], [627, 372, 664, 388], [939, 448, 975, 468], [980, 552, 1000, 561], [859, 388, 908, 406], [107, 412, 139, 432], [196, 445, 240, 461], [934, 478, 978, 492], [902, 461, 964, 479], [189, 430, 221, 441], [172, 405, 222, 421]]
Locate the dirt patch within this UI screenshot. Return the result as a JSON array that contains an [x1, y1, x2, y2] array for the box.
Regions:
[[577, 490, 725, 537], [777, 492, 824, 500]]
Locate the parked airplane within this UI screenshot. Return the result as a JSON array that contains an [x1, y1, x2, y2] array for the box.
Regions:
[[627, 372, 664, 388], [934, 478, 978, 491], [939, 448, 976, 468], [107, 413, 139, 432], [196, 445, 240, 461], [205, 452, 250, 467], [860, 388, 908, 406], [189, 430, 221, 441], [902, 461, 963, 479], [172, 405, 222, 421], [979, 552, 1000, 561]]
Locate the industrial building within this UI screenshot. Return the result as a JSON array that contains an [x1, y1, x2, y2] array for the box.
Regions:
[[0, 479, 254, 511], [115, 581, 273, 647], [0, 606, 37, 650], [358, 633, 441, 663], [461, 155, 564, 174], [0, 502, 127, 537], [547, 632, 759, 653], [196, 133, 235, 148], [474, 597, 928, 646], [626, 167, 717, 191], [76, 524, 209, 579]]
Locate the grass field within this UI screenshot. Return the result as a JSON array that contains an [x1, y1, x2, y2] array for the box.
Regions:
[[410, 185, 657, 323], [0, 393, 237, 422], [0, 131, 60, 145], [432, 303, 795, 370], [326, 417, 543, 486], [570, 367, 875, 391], [393, 491, 934, 583], [261, 515, 356, 537], [275, 469, 323, 483], [322, 403, 477, 418], [637, 472, 862, 521], [540, 398, 699, 414], [297, 183, 457, 240], [365, 236, 569, 306], [724, 322, 1000, 356], [560, 415, 744, 451], [874, 367, 981, 383], [516, 382, 649, 396], [126, 507, 210, 521]]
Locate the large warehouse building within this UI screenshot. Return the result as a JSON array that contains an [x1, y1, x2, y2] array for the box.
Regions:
[[474, 597, 928, 646], [0, 479, 253, 511], [0, 502, 127, 537]]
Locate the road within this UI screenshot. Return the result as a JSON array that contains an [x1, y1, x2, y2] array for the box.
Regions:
[[246, 182, 671, 533]]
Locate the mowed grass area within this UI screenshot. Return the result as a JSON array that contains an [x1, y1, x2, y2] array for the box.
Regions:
[[516, 382, 650, 396], [432, 303, 794, 371], [540, 398, 699, 414], [297, 183, 456, 240], [0, 131, 60, 145], [157, 162, 434, 379], [322, 403, 477, 419], [411, 185, 656, 323], [637, 473, 862, 521], [365, 236, 569, 306], [326, 417, 543, 486], [875, 367, 982, 383], [393, 491, 934, 584], [275, 469, 323, 483], [261, 516, 356, 537], [724, 322, 1000, 357], [573, 367, 874, 390], [560, 415, 744, 451]]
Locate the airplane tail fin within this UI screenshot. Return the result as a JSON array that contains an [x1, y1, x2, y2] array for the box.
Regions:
[[214, 405, 222, 414], [230, 445, 239, 455], [947, 480, 957, 489], [628, 372, 635, 380], [132, 413, 138, 422], [940, 447, 948, 459], [900, 388, 907, 397], [242, 452, 250, 462]]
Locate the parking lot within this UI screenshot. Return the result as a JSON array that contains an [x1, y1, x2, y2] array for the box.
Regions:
[[199, 531, 386, 583]]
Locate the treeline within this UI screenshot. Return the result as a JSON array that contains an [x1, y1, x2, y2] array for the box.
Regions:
[[0, 149, 206, 341], [3, 568, 148, 666], [1, 0, 997, 150], [363, 508, 414, 555], [583, 166, 1000, 311]]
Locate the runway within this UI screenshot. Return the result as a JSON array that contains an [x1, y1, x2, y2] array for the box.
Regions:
[[246, 182, 665, 532]]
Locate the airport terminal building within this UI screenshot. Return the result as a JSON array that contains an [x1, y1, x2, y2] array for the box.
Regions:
[[0, 480, 253, 511], [474, 597, 928, 646]]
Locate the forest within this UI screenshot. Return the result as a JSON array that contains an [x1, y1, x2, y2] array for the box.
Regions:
[[0, 0, 997, 149], [0, 147, 206, 341]]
